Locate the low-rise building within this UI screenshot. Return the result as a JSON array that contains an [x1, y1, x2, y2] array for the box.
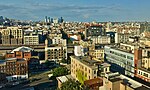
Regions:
[[5, 46, 33, 61], [84, 77, 103, 90], [0, 58, 28, 82], [102, 72, 150, 90], [70, 56, 110, 83], [45, 45, 67, 61], [136, 68, 150, 82], [90, 35, 111, 44], [115, 33, 132, 43], [24, 33, 39, 45], [56, 75, 73, 89], [89, 48, 104, 61]]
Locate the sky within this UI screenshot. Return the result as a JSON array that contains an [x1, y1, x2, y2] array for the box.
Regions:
[[0, 0, 150, 22]]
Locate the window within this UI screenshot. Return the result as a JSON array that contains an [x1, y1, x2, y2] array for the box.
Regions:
[[105, 68, 107, 72], [94, 70, 96, 74], [85, 67, 87, 71]]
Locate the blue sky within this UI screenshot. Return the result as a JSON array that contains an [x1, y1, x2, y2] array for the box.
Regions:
[[0, 0, 150, 22]]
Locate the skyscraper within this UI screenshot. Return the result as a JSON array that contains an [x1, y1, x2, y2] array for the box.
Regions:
[[45, 16, 48, 23]]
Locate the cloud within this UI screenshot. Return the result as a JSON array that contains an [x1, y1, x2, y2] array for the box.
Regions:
[[0, 2, 127, 21]]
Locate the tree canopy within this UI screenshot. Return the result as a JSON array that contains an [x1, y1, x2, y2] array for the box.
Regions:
[[60, 79, 82, 90], [52, 67, 68, 77]]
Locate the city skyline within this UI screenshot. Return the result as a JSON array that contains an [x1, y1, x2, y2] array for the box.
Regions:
[[0, 0, 150, 22]]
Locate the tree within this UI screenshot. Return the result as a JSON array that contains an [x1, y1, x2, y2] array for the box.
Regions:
[[52, 67, 68, 77], [76, 69, 87, 84], [60, 79, 82, 90], [61, 58, 67, 63], [45, 60, 55, 68]]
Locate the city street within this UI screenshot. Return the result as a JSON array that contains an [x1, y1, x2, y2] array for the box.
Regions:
[[1, 70, 57, 90]]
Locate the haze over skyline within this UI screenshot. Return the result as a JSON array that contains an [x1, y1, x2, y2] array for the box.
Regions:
[[0, 0, 150, 22]]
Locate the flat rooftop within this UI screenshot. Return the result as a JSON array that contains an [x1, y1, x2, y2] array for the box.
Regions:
[[71, 56, 102, 69]]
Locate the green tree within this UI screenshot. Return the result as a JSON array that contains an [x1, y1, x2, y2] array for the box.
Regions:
[[61, 58, 67, 63], [77, 69, 87, 84], [45, 60, 55, 68], [52, 67, 68, 77], [60, 79, 82, 90]]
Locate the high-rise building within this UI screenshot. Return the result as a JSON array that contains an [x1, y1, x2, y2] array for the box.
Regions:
[[45, 16, 48, 23]]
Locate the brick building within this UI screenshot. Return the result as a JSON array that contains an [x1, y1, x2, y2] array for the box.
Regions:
[[5, 46, 33, 60], [0, 58, 28, 82]]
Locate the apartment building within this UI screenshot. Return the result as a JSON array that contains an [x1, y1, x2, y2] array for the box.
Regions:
[[70, 56, 110, 83], [1, 27, 23, 45], [115, 32, 132, 43], [9, 27, 23, 44], [1, 28, 11, 44], [24, 33, 39, 45], [51, 37, 66, 46], [45, 39, 67, 61], [0, 58, 28, 81], [90, 35, 111, 44], [104, 43, 142, 77], [89, 48, 104, 61]]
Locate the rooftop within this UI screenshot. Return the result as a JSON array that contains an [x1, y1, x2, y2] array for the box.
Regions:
[[57, 75, 73, 83], [71, 56, 101, 69], [135, 86, 150, 90], [100, 63, 111, 68], [84, 77, 103, 86], [11, 46, 33, 53], [109, 78, 122, 82], [5, 58, 17, 61]]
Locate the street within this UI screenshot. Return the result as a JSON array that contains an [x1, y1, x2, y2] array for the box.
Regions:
[[1, 70, 57, 90]]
